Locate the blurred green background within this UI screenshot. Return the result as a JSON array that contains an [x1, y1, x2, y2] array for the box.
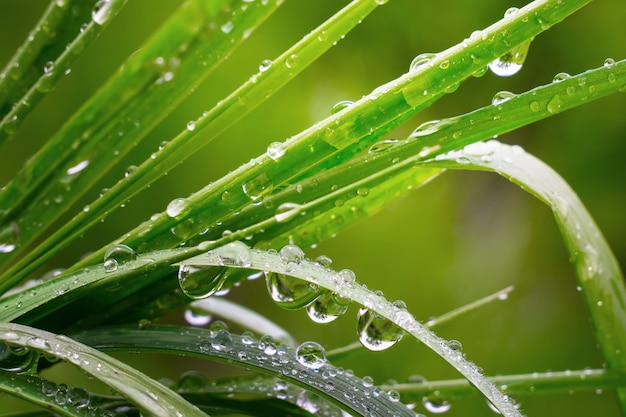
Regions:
[[1, 0, 625, 415]]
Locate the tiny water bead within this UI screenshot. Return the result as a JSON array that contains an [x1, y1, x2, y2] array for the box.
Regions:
[[166, 197, 191, 218], [296, 341, 327, 369], [103, 244, 137, 272], [357, 308, 404, 351], [186, 121, 196, 131], [266, 141, 286, 160], [178, 264, 228, 299], [488, 39, 531, 77], [259, 59, 273, 72]]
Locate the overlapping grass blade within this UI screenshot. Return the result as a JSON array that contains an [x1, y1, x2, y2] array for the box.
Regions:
[[420, 140, 626, 412], [0, 323, 207, 416]]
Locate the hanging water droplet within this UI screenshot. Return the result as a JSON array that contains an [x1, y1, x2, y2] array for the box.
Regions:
[[0, 344, 39, 373], [166, 198, 191, 218], [178, 264, 228, 299], [331, 100, 353, 114], [215, 241, 252, 267], [259, 59, 273, 72], [274, 202, 302, 223], [296, 341, 326, 369], [546, 95, 563, 114], [488, 39, 531, 77], [423, 397, 452, 413], [306, 290, 350, 323], [103, 244, 137, 271], [491, 91, 517, 105], [0, 222, 19, 253], [409, 52, 436, 72], [357, 308, 404, 351], [265, 271, 320, 310], [92, 0, 113, 25], [266, 141, 286, 160]]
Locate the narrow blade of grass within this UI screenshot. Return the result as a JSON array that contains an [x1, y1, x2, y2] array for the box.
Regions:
[[421, 140, 626, 412]]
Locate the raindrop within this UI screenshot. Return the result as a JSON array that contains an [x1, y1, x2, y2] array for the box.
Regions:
[[92, 0, 113, 25], [553, 72, 571, 83], [0, 222, 19, 253], [331, 100, 353, 114], [306, 290, 350, 323], [357, 308, 404, 351], [296, 341, 326, 369], [274, 202, 302, 223], [215, 241, 253, 267], [504, 7, 519, 17], [409, 52, 436, 72], [387, 390, 401, 402], [546, 95, 563, 114], [103, 244, 137, 271], [279, 244, 305, 265], [221, 21, 234, 34], [166, 197, 191, 218], [423, 398, 452, 413], [368, 139, 400, 154], [242, 173, 272, 200], [259, 59, 273, 72], [265, 271, 321, 310], [186, 121, 196, 131], [177, 371, 210, 392], [43, 61, 54, 74], [266, 141, 286, 160], [211, 330, 234, 352], [604, 58, 615, 68], [178, 264, 228, 299], [0, 344, 39, 373], [285, 54, 299, 69], [488, 39, 531, 77], [410, 119, 445, 137], [296, 390, 321, 413], [124, 165, 137, 177], [67, 386, 89, 408], [491, 91, 517, 105]]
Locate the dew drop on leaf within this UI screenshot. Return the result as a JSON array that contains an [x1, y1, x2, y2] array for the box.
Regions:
[[266, 141, 286, 160], [491, 91, 517, 105], [546, 95, 563, 114], [166, 198, 191, 218], [211, 330, 234, 352], [409, 52, 436, 72], [553, 72, 571, 83], [306, 290, 350, 323], [331, 100, 353, 114], [357, 308, 404, 351], [259, 59, 273, 72], [296, 341, 326, 369], [184, 309, 211, 326], [265, 271, 320, 310], [0, 222, 19, 253], [103, 244, 137, 271], [178, 264, 228, 299], [423, 397, 452, 413], [215, 241, 252, 267], [92, 0, 113, 25], [488, 39, 531, 77], [279, 244, 305, 264]]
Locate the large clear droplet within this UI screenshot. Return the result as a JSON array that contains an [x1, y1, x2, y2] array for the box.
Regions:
[[357, 308, 404, 351], [266, 141, 286, 160], [214, 241, 252, 267], [166, 198, 191, 218], [265, 271, 321, 310], [488, 39, 531, 77], [491, 91, 517, 105], [0, 344, 39, 373], [242, 173, 272, 200], [103, 244, 137, 272], [296, 341, 327, 369], [92, 0, 113, 25], [178, 264, 228, 299], [306, 290, 350, 323], [409, 52, 436, 72], [0, 222, 19, 253]]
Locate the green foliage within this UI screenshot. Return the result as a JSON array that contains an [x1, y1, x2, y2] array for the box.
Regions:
[[0, 0, 625, 416]]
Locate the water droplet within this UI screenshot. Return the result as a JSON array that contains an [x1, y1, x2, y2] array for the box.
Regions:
[[357, 308, 404, 351], [553, 72, 571, 83], [488, 39, 531, 77], [491, 91, 517, 105], [604, 58, 615, 68], [546, 95, 563, 113], [0, 344, 39, 373], [266, 141, 286, 160], [279, 244, 305, 264], [265, 271, 320, 310], [375, 0, 388, 4], [259, 59, 273, 72], [296, 341, 326, 369], [296, 390, 321, 413], [306, 290, 350, 323], [92, 0, 113, 25], [125, 165, 137, 177], [0, 222, 19, 253], [504, 7, 519, 17], [242, 173, 272, 200], [529, 101, 540, 112], [331, 100, 353, 114], [423, 398, 452, 413], [67, 386, 89, 408], [388, 390, 401, 402], [285, 54, 299, 69], [221, 21, 234, 33], [178, 264, 228, 299], [411, 119, 447, 137], [186, 121, 196, 131], [215, 241, 252, 267], [368, 139, 400, 154], [103, 244, 137, 271], [166, 198, 191, 218], [274, 202, 302, 223], [211, 330, 233, 351], [66, 160, 89, 176], [184, 309, 211, 326], [409, 52, 436, 72], [43, 61, 55, 74]]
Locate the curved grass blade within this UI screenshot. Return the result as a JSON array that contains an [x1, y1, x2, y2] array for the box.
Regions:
[[73, 325, 416, 417], [0, 0, 127, 145], [5, 0, 389, 288], [189, 297, 299, 348], [68, 0, 591, 273], [0, 370, 112, 417], [0, 323, 207, 416], [420, 140, 626, 411]]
